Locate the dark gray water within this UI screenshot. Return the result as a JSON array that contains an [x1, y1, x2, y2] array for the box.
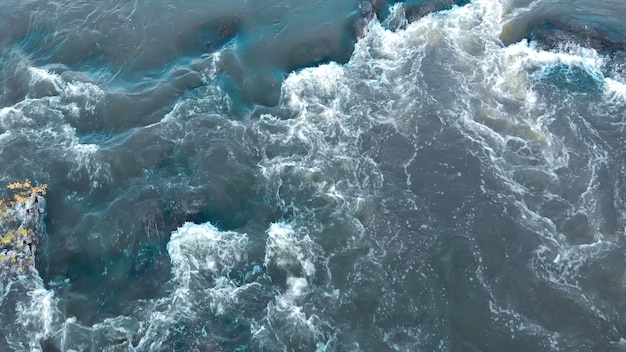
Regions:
[[2, 0, 626, 351]]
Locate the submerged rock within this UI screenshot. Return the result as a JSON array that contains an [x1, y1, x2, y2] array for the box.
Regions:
[[402, 0, 471, 22], [0, 181, 46, 278], [527, 20, 626, 54], [527, 20, 626, 81]]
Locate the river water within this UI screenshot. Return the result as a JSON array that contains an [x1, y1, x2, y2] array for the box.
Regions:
[[1, 0, 626, 351]]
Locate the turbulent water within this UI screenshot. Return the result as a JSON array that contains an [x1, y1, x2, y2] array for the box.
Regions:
[[2, 0, 626, 350]]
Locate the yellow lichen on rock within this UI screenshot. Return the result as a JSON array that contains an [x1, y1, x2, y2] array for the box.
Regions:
[[1, 233, 15, 244], [6, 180, 47, 205]]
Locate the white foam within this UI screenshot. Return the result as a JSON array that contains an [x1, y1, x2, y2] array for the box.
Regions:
[[604, 77, 626, 101], [134, 222, 251, 349], [286, 276, 308, 298], [13, 285, 59, 351], [27, 67, 63, 96], [0, 63, 110, 187], [168, 221, 248, 285], [265, 222, 317, 277]]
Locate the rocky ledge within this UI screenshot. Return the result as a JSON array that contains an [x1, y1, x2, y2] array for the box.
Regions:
[[0, 180, 46, 278]]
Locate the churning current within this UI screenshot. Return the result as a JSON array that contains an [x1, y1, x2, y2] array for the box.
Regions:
[[1, 0, 626, 351]]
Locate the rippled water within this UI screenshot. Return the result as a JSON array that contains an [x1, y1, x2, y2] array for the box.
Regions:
[[2, 0, 626, 351]]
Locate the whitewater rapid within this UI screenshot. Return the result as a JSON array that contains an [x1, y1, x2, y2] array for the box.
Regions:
[[1, 0, 626, 350]]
